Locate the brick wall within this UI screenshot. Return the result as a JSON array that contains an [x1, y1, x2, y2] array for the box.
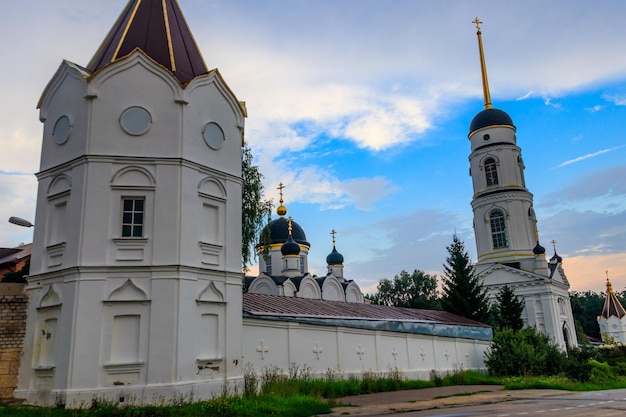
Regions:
[[0, 283, 27, 401]]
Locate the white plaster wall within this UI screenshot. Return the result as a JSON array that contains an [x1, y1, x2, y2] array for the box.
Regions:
[[18, 53, 245, 407], [242, 318, 489, 380], [599, 316, 626, 344]]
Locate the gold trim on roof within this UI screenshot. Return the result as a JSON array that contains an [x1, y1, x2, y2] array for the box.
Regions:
[[162, 0, 176, 72], [113, 0, 142, 62]]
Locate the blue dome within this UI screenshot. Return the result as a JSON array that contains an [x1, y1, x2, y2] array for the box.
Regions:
[[533, 242, 546, 255], [326, 246, 344, 265], [257, 217, 310, 248], [469, 108, 515, 135], [281, 235, 301, 256]]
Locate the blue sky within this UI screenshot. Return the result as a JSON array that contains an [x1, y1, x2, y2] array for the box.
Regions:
[[1, 0, 626, 294]]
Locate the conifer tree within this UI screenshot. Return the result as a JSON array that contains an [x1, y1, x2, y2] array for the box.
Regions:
[[493, 285, 525, 330], [441, 235, 490, 323]]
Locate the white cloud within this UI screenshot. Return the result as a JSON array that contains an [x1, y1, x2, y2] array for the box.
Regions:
[[585, 105, 603, 113], [516, 91, 534, 101], [556, 146, 622, 168], [603, 93, 626, 106]]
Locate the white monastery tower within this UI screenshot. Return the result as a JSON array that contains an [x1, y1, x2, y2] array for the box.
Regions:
[[598, 275, 626, 344], [17, 0, 246, 406], [468, 19, 577, 349]]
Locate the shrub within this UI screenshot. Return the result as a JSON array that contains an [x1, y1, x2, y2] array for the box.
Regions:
[[588, 359, 614, 383], [485, 327, 566, 377]]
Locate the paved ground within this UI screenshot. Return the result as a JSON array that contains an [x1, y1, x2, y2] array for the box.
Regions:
[[327, 385, 570, 416]]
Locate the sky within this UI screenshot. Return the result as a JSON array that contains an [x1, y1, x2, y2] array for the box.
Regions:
[[1, 0, 626, 295]]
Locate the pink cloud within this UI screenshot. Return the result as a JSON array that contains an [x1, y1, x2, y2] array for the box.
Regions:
[[565, 253, 626, 293]]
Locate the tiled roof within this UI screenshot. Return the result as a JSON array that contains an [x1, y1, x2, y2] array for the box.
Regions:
[[242, 293, 489, 327], [87, 0, 208, 84], [0, 243, 32, 267]]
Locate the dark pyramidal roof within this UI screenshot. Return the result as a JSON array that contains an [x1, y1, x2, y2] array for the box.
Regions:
[[87, 0, 208, 84]]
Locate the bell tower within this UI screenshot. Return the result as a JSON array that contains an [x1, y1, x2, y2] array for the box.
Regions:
[[467, 18, 576, 349], [468, 18, 544, 271]]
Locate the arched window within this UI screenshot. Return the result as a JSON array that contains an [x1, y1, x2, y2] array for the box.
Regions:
[[490, 209, 508, 249], [484, 158, 499, 186]]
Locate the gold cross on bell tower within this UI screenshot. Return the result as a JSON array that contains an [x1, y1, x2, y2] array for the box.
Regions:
[[472, 16, 492, 109], [330, 229, 337, 246], [472, 17, 482, 31]]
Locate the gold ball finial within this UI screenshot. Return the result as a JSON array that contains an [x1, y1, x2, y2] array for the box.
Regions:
[[276, 182, 287, 217]]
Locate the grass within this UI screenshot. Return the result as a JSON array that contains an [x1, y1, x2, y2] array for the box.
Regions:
[[502, 375, 626, 391], [3, 367, 625, 417], [0, 395, 332, 417]]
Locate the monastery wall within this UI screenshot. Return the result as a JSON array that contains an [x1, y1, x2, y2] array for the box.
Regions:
[[243, 318, 489, 379], [0, 283, 27, 402]]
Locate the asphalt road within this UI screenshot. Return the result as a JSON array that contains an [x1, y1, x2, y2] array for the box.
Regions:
[[400, 388, 626, 417]]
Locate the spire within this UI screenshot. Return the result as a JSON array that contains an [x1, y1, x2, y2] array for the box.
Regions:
[[601, 271, 626, 319], [87, 0, 209, 85], [276, 182, 287, 217], [473, 17, 492, 110]]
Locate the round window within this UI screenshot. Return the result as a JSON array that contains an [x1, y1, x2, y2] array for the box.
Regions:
[[53, 115, 72, 145], [120, 106, 152, 136], [203, 122, 225, 150]]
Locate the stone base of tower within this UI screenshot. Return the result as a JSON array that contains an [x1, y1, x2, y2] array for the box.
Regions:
[[15, 267, 243, 408], [15, 378, 244, 408]]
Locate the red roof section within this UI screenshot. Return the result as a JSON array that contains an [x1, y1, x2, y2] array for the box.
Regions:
[[86, 0, 208, 84], [242, 293, 490, 327]]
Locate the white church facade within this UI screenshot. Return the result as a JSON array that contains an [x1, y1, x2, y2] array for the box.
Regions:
[[15, 0, 492, 407], [467, 19, 577, 349]]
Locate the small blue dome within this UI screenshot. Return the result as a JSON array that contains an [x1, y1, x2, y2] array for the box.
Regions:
[[281, 235, 301, 256], [326, 246, 344, 265], [550, 251, 563, 263], [469, 108, 515, 135], [533, 242, 546, 255]]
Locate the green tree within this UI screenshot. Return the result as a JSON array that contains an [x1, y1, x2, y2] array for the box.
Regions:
[[485, 327, 566, 377], [440, 235, 489, 323], [492, 285, 524, 331], [241, 144, 273, 270], [370, 269, 441, 310], [569, 291, 604, 340]]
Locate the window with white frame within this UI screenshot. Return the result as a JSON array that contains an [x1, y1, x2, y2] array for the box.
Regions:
[[484, 158, 499, 186], [490, 209, 508, 249]]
